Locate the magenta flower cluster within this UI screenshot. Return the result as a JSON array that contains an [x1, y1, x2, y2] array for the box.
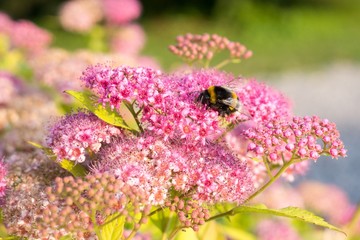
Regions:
[[245, 116, 347, 162], [81, 65, 245, 144], [46, 111, 122, 162]]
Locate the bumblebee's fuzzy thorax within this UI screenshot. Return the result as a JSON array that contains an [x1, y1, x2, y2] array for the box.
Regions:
[[197, 86, 241, 115]]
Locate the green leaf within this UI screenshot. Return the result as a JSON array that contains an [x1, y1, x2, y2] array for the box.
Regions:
[[150, 208, 178, 234], [59, 159, 88, 177], [59, 235, 75, 240], [119, 100, 141, 132], [65, 90, 134, 131], [233, 204, 346, 235], [197, 221, 226, 240], [28, 141, 87, 177], [175, 229, 198, 240], [218, 225, 256, 240], [99, 214, 125, 240]]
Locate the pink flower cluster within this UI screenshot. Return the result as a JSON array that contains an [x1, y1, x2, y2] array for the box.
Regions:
[[59, 0, 103, 33], [0, 71, 22, 105], [46, 111, 122, 162], [41, 173, 151, 238], [59, 0, 142, 32], [102, 0, 142, 25], [81, 65, 245, 144], [0, 12, 52, 55], [169, 33, 252, 63], [110, 23, 146, 55], [237, 79, 292, 123], [93, 132, 254, 205], [0, 12, 12, 35], [245, 116, 347, 162]]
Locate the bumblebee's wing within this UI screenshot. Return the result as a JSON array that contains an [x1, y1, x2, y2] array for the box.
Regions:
[[218, 97, 240, 110]]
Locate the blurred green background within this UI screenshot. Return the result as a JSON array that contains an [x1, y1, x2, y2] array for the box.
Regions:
[[1, 0, 360, 75]]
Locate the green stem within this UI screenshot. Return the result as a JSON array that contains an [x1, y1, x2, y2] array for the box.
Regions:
[[263, 156, 273, 179], [204, 58, 212, 68], [92, 210, 102, 240], [101, 212, 122, 227], [161, 211, 176, 240], [149, 206, 163, 217], [244, 160, 293, 204], [214, 59, 241, 69], [168, 226, 183, 240], [123, 100, 144, 133]]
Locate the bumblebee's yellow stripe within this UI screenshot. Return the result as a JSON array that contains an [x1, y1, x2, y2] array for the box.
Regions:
[[231, 91, 237, 100], [207, 86, 217, 104], [230, 91, 238, 110]]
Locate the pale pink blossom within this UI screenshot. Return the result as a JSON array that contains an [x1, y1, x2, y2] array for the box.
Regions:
[[59, 0, 103, 33], [10, 20, 52, 55], [101, 0, 142, 25], [110, 23, 146, 55], [46, 111, 122, 162]]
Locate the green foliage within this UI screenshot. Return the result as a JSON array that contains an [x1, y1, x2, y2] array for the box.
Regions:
[[139, 1, 360, 75], [59, 235, 75, 240], [233, 204, 346, 235], [216, 224, 256, 240], [150, 209, 178, 237], [0, 35, 32, 80], [98, 214, 125, 240], [65, 90, 137, 132]]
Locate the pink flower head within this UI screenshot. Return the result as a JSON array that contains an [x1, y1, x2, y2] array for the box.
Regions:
[[237, 79, 292, 123], [10, 20, 52, 55], [110, 23, 146, 56], [93, 132, 254, 205], [59, 0, 103, 33], [101, 0, 142, 25], [46, 111, 122, 162], [0, 11, 13, 35], [245, 116, 346, 179], [0, 71, 22, 105], [0, 158, 6, 199]]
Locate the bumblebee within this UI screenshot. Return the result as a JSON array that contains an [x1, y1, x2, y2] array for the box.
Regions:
[[197, 86, 241, 115]]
